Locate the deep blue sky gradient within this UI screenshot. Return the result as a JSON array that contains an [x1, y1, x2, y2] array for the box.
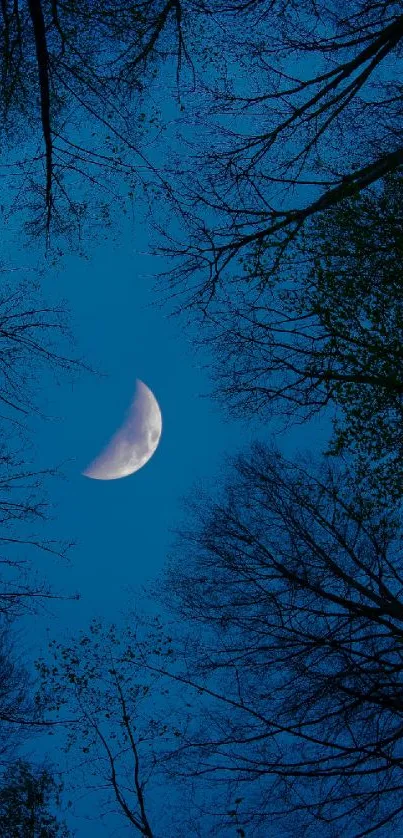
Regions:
[[32, 234, 255, 634], [31, 229, 330, 645], [9, 115, 333, 836]]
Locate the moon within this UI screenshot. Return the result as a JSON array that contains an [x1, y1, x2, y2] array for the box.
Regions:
[[82, 380, 162, 480]]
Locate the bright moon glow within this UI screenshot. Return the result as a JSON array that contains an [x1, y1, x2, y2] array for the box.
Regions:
[[82, 380, 162, 480]]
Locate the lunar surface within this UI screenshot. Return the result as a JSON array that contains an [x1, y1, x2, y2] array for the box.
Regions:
[[83, 380, 162, 480]]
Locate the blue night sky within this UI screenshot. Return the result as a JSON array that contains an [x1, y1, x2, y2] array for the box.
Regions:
[[31, 234, 254, 632], [3, 176, 334, 838], [8, 23, 333, 660], [28, 227, 330, 646], [10, 110, 332, 835], [0, 3, 399, 834]]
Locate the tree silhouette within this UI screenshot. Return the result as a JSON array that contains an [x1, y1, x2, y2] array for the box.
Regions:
[[0, 278, 83, 420], [0, 277, 82, 617], [180, 170, 403, 500], [33, 440, 403, 835], [1, 0, 189, 244], [37, 612, 244, 836], [1, 2, 402, 255], [158, 1, 403, 301], [0, 621, 48, 764], [0, 759, 70, 836], [36, 619, 182, 836], [155, 444, 403, 837]]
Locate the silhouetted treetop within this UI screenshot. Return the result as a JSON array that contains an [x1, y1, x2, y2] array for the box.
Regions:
[[157, 1, 403, 299], [160, 443, 403, 836]]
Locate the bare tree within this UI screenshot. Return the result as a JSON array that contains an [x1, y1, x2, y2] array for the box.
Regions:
[[36, 618, 189, 836], [33, 440, 403, 836], [157, 1, 403, 301], [0, 447, 76, 618], [183, 170, 403, 498], [4, 1, 401, 258], [0, 621, 47, 764], [0, 277, 83, 420], [36, 610, 247, 836], [0, 275, 84, 617], [0, 0, 195, 247], [151, 443, 403, 837]]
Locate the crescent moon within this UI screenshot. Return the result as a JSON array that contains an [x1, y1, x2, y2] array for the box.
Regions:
[[82, 380, 162, 480]]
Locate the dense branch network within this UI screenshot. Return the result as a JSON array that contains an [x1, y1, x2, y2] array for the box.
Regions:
[[157, 2, 403, 298], [158, 445, 403, 836], [0, 0, 191, 244]]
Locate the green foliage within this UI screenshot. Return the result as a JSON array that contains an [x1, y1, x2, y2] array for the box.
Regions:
[[303, 170, 403, 500], [207, 170, 403, 504], [0, 760, 70, 837]]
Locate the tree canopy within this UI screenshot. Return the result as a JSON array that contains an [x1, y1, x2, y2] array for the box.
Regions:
[[36, 442, 403, 836], [157, 444, 403, 837], [0, 277, 82, 617], [36, 618, 198, 836], [157, 0, 403, 300], [0, 0, 402, 254], [2, 1, 403, 835], [0, 759, 70, 836], [190, 169, 403, 498]]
